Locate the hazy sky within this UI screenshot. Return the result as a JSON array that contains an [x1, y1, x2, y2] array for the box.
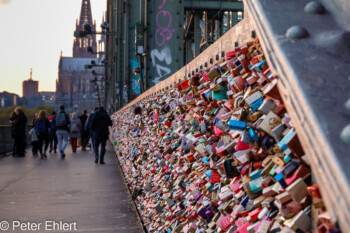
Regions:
[[0, 0, 106, 96]]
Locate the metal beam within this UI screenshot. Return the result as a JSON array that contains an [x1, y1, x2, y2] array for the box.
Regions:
[[184, 1, 243, 11], [245, 0, 350, 232]]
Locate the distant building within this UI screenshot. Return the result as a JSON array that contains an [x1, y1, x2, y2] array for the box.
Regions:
[[55, 0, 104, 111], [39, 91, 55, 105], [0, 92, 21, 108], [22, 69, 39, 98]]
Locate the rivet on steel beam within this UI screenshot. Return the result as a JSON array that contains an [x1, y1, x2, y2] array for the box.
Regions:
[[340, 124, 350, 144], [286, 26, 309, 39], [251, 30, 256, 38], [304, 1, 326, 14]]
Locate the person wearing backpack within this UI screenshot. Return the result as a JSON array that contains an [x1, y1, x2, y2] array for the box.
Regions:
[[69, 112, 82, 153], [48, 111, 57, 153], [34, 110, 50, 159], [56, 105, 70, 159]]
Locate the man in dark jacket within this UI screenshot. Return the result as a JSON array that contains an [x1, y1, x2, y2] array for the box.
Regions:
[[91, 107, 112, 164], [10, 107, 28, 157], [79, 109, 89, 151], [85, 107, 98, 150]]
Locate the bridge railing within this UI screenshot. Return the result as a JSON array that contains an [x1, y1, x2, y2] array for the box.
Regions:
[[0, 125, 32, 156]]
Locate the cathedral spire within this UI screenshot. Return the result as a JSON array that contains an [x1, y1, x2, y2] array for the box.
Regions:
[[73, 0, 97, 58]]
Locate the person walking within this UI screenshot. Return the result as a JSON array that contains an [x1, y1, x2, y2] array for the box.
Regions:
[[34, 111, 50, 159], [48, 111, 58, 153], [28, 126, 39, 156], [70, 113, 81, 153], [10, 107, 27, 157], [85, 107, 98, 151], [79, 109, 89, 151], [32, 113, 38, 127], [56, 105, 70, 159], [91, 107, 112, 164]]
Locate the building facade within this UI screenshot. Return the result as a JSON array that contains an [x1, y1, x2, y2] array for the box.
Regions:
[[55, 0, 104, 111]]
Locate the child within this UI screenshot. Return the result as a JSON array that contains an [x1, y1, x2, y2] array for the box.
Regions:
[[28, 127, 39, 156]]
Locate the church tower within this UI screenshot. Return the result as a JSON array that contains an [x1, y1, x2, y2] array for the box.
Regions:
[[73, 0, 97, 58]]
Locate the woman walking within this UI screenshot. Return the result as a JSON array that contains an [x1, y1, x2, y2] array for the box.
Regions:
[[34, 110, 50, 159], [70, 112, 81, 153]]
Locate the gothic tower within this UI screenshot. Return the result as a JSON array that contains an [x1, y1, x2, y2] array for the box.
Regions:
[[73, 0, 97, 58]]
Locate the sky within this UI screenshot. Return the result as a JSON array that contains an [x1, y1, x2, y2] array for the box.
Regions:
[[0, 0, 106, 96]]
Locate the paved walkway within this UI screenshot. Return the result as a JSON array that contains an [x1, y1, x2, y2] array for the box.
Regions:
[[0, 144, 143, 233]]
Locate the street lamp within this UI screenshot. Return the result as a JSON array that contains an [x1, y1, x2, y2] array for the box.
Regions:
[[84, 60, 108, 69], [87, 46, 113, 55], [74, 23, 117, 38]]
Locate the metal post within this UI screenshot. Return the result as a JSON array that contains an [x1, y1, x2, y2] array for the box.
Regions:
[[117, 0, 123, 110], [231, 11, 239, 27], [139, 0, 145, 93], [194, 12, 202, 57], [143, 0, 148, 91], [124, 0, 130, 103]]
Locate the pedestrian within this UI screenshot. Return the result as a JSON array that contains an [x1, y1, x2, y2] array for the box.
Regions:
[[34, 110, 50, 159], [70, 112, 81, 153], [91, 107, 112, 164], [79, 109, 89, 151], [32, 113, 38, 127], [48, 111, 58, 153], [56, 105, 70, 159], [9, 107, 28, 157], [28, 126, 39, 156], [85, 107, 98, 150]]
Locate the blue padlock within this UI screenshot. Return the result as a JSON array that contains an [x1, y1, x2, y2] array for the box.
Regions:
[[228, 120, 246, 130]]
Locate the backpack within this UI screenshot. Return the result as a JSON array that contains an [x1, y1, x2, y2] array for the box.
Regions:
[[50, 116, 57, 131], [71, 123, 79, 133], [56, 112, 66, 127], [35, 120, 47, 134]]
